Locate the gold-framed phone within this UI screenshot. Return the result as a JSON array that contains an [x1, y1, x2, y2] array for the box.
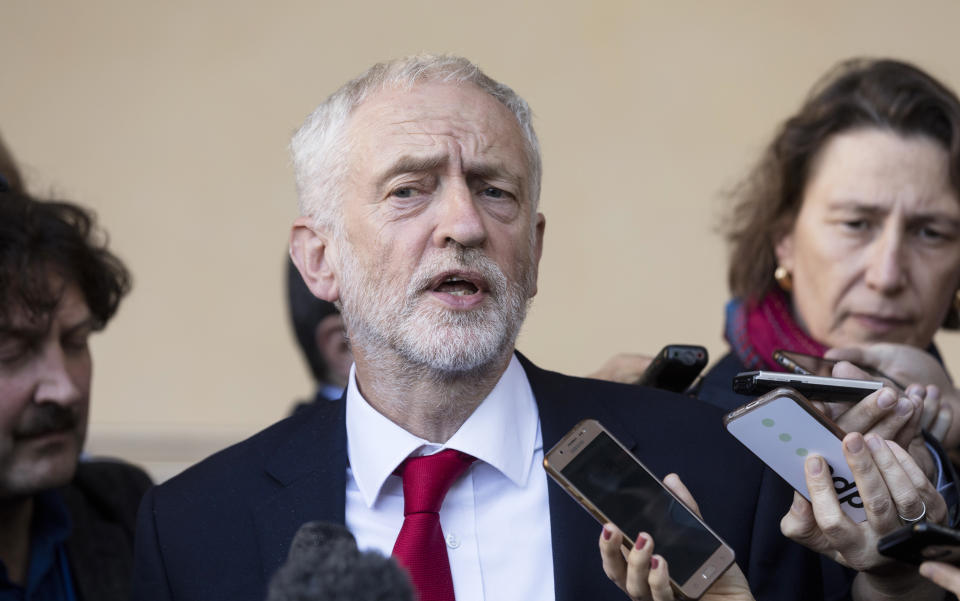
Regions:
[[543, 419, 736, 600]]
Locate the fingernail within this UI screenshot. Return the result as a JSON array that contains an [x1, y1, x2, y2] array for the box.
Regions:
[[877, 389, 896, 409], [791, 495, 806, 513], [896, 397, 914, 416], [806, 456, 823, 475], [602, 526, 612, 541], [636, 533, 647, 549], [906, 384, 924, 400], [650, 556, 660, 569], [845, 435, 864, 454], [866, 434, 883, 452]]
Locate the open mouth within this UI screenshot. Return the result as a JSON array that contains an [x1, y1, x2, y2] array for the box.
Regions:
[[429, 272, 487, 297]]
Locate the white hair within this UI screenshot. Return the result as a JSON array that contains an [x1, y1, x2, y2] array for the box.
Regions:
[[290, 54, 542, 233]]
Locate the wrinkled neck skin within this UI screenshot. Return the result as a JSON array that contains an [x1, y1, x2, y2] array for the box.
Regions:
[[352, 345, 513, 444], [0, 495, 33, 586]]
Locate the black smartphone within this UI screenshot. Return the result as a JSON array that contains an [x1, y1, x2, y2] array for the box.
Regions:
[[637, 344, 708, 393], [773, 349, 905, 389], [878, 522, 960, 565], [544, 419, 735, 599], [732, 370, 882, 403]]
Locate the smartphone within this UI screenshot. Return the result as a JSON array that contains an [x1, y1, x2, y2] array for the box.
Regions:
[[878, 522, 960, 565], [732, 370, 882, 403], [637, 344, 709, 393], [724, 388, 866, 522], [543, 419, 735, 599], [773, 349, 905, 389]]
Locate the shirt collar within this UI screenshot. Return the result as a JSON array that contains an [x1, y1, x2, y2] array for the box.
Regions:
[[346, 353, 540, 508]]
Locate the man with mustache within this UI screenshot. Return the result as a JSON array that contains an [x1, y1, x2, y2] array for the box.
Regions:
[[0, 181, 151, 601], [131, 55, 939, 601]]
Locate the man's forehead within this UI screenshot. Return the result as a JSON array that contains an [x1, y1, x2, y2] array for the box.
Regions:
[[345, 82, 528, 177]]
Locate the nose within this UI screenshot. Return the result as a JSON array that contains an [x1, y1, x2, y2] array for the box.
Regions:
[[33, 344, 84, 407], [432, 180, 487, 249], [864, 222, 906, 294]]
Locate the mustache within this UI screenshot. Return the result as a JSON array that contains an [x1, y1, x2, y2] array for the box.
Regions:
[[14, 404, 80, 439], [409, 247, 506, 295]]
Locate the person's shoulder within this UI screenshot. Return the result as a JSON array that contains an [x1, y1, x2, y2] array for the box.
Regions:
[[152, 399, 344, 504], [74, 458, 153, 496]]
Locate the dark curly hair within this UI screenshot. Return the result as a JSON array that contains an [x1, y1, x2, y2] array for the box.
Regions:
[[0, 189, 130, 332], [725, 57, 960, 328]]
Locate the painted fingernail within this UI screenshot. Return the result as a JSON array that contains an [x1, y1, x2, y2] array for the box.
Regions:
[[806, 455, 823, 475], [636, 533, 648, 549], [602, 526, 612, 541], [866, 434, 883, 451], [896, 397, 913, 416], [877, 389, 896, 409], [650, 556, 660, 569], [845, 435, 864, 454]]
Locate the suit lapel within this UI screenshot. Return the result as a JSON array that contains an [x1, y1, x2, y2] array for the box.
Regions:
[[519, 353, 638, 601], [252, 397, 348, 583]]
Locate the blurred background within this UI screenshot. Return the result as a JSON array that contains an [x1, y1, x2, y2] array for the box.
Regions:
[[3, 0, 960, 480]]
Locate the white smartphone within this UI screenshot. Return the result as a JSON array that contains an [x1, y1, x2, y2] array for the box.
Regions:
[[723, 388, 866, 522], [544, 419, 735, 599]]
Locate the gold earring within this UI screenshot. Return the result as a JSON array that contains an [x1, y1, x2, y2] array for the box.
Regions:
[[774, 266, 793, 292]]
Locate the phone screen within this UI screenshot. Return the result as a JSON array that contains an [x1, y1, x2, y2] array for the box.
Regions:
[[559, 431, 721, 583]]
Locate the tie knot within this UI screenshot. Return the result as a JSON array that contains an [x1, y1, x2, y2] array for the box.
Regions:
[[397, 449, 475, 515]]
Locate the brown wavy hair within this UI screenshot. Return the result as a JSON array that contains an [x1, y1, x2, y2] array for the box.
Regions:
[[724, 58, 960, 328]]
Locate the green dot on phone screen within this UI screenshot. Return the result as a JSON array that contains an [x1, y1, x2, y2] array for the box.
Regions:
[[762, 418, 775, 427], [779, 433, 792, 442], [796, 448, 808, 456]]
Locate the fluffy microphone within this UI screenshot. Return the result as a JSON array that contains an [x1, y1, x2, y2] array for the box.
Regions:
[[266, 522, 414, 601]]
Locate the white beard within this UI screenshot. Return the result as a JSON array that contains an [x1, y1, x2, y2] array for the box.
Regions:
[[337, 239, 535, 377]]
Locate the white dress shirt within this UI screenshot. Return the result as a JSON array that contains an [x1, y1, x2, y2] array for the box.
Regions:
[[345, 354, 556, 601]]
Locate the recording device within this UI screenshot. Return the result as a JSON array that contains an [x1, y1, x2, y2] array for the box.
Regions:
[[773, 349, 904, 389], [878, 522, 960, 565], [638, 344, 709, 393], [724, 388, 866, 522], [732, 370, 882, 403], [267, 521, 414, 601], [544, 419, 735, 599]]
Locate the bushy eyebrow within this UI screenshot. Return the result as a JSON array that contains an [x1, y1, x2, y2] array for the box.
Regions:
[[375, 155, 449, 189], [375, 154, 525, 192]]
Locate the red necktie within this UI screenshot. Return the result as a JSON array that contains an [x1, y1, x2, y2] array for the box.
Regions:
[[392, 449, 475, 601]]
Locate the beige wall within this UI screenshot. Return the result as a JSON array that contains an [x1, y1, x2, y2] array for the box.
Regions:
[[3, 1, 960, 480]]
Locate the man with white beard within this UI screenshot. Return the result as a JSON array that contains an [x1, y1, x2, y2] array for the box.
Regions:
[[131, 55, 937, 601]]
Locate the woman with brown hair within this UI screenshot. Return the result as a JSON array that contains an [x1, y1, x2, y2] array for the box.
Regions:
[[600, 58, 960, 601], [698, 58, 960, 440]]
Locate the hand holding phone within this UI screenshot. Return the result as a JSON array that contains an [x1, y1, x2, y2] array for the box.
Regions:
[[544, 419, 735, 599], [724, 388, 866, 522], [778, 430, 948, 575], [774, 349, 905, 389], [597, 473, 754, 601]]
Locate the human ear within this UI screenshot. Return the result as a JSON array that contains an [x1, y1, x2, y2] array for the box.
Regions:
[[290, 216, 340, 302], [774, 229, 796, 273]]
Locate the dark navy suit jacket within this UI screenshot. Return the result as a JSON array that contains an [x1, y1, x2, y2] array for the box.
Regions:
[[131, 355, 836, 601]]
